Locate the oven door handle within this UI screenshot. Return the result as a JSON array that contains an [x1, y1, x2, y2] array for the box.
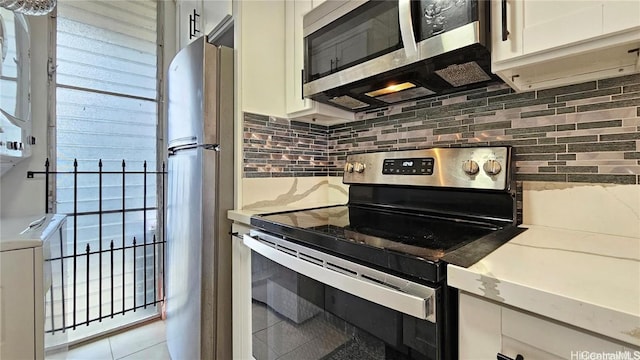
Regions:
[[244, 232, 437, 323]]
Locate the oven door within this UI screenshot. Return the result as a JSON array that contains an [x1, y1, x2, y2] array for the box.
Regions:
[[244, 230, 442, 360]]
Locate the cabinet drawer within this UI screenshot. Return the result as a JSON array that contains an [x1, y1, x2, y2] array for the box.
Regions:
[[502, 307, 625, 358]]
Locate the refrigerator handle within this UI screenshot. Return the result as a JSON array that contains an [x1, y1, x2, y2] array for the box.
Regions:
[[168, 143, 220, 156]]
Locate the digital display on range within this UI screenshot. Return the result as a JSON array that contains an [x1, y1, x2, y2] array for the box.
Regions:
[[382, 158, 434, 175]]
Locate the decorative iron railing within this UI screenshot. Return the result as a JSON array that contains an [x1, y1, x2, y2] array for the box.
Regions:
[[27, 159, 166, 334]]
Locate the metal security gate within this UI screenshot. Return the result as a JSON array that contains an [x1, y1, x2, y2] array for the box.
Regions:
[[28, 158, 166, 337]]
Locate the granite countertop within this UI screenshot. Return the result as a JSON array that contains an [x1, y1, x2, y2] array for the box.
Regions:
[[447, 224, 640, 347], [228, 201, 346, 225]]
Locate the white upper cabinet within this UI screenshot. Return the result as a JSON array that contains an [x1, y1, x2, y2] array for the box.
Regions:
[[492, 0, 640, 92], [237, 0, 287, 117], [284, 0, 353, 125], [176, 0, 232, 50]]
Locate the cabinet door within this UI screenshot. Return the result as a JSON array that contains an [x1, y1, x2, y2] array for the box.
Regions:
[[177, 0, 203, 50], [458, 292, 502, 359], [522, 0, 603, 54], [0, 248, 36, 360], [285, 0, 313, 114], [490, 0, 523, 63]]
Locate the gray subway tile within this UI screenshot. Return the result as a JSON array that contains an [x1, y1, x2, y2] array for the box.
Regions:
[[406, 137, 427, 143], [513, 133, 547, 139], [598, 73, 640, 89], [521, 109, 556, 118], [505, 125, 556, 135], [538, 137, 557, 145], [373, 140, 398, 146], [408, 123, 438, 131], [548, 102, 567, 108], [556, 124, 576, 131], [461, 103, 504, 114], [556, 135, 598, 143], [504, 97, 557, 110], [389, 111, 416, 120], [577, 98, 640, 112], [557, 154, 577, 160], [624, 152, 640, 159], [489, 139, 538, 146], [567, 141, 636, 152], [467, 88, 511, 100], [488, 91, 536, 104], [514, 154, 556, 161], [623, 84, 640, 93], [438, 119, 464, 127], [537, 82, 597, 98], [558, 166, 598, 173], [576, 119, 623, 129], [517, 144, 567, 154], [381, 129, 398, 134], [517, 173, 567, 182], [557, 106, 577, 114], [548, 161, 567, 166], [612, 92, 640, 101], [568, 174, 637, 185], [433, 125, 469, 135], [469, 121, 512, 131], [600, 132, 640, 141], [538, 166, 557, 173], [557, 87, 621, 102]]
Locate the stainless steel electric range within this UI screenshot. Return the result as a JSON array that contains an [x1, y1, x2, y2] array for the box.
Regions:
[[244, 146, 524, 360]]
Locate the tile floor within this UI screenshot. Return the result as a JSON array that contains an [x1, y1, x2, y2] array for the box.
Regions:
[[46, 320, 170, 360]]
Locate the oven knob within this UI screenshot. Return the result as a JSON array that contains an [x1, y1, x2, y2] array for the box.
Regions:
[[354, 162, 366, 173], [462, 160, 479, 175], [483, 160, 502, 176], [344, 162, 354, 173]]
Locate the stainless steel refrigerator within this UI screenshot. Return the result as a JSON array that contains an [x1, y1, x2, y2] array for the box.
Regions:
[[166, 37, 234, 360]]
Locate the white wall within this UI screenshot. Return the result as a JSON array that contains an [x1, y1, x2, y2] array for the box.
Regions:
[[0, 15, 49, 218]]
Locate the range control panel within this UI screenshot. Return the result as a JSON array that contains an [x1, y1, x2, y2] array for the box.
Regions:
[[382, 158, 434, 175], [343, 146, 512, 191]]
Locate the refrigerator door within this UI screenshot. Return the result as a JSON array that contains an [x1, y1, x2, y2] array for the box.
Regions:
[[166, 147, 203, 360], [167, 39, 213, 149]]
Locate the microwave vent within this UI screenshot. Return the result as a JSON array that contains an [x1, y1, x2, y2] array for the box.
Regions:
[[328, 95, 369, 110], [435, 61, 491, 87]]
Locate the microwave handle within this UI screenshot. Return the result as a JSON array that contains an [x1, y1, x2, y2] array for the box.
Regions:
[[399, 0, 418, 58]]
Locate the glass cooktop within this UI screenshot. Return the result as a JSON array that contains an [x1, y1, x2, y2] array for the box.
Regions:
[[253, 205, 497, 263]]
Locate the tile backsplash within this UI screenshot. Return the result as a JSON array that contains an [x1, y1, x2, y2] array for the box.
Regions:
[[243, 73, 640, 184]]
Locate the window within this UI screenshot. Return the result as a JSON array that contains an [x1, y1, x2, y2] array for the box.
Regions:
[[48, 0, 163, 344]]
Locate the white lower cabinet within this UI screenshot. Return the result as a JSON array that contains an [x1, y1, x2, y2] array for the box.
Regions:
[[459, 292, 633, 359]]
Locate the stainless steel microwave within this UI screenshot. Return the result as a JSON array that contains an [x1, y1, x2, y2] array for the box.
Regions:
[[302, 0, 498, 112]]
